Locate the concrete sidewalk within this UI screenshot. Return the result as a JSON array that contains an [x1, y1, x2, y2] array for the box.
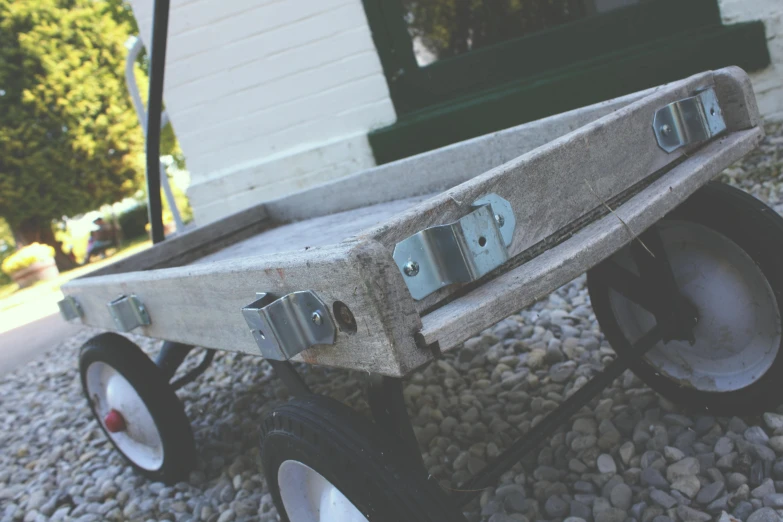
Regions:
[[0, 293, 83, 375]]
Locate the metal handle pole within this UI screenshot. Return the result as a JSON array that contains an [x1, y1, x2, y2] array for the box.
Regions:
[[145, 0, 171, 244], [126, 40, 184, 233]]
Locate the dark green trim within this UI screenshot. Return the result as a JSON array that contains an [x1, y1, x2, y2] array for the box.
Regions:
[[368, 21, 770, 164], [362, 0, 724, 113]]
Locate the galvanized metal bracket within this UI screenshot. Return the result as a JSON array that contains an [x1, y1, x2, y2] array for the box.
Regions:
[[58, 295, 83, 322], [107, 294, 151, 332], [393, 193, 516, 300], [653, 87, 727, 153], [242, 291, 336, 361]]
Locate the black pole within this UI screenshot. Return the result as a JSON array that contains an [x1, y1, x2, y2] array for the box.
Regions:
[[145, 0, 170, 244]]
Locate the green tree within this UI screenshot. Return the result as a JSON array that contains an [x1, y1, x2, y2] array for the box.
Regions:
[[0, 0, 145, 269]]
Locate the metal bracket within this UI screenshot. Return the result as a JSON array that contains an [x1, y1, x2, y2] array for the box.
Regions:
[[241, 291, 336, 361], [393, 193, 516, 300], [58, 295, 83, 322], [107, 295, 151, 332], [653, 87, 727, 153]]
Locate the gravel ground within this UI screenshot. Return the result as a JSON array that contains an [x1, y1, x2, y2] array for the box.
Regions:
[[1, 123, 782, 522]]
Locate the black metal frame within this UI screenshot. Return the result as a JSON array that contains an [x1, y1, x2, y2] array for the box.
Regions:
[[367, 375, 427, 476], [155, 341, 216, 391], [146, 0, 171, 245]]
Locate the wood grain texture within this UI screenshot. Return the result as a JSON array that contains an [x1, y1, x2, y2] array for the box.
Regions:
[[63, 68, 761, 377], [87, 204, 270, 275], [193, 195, 431, 264], [261, 86, 656, 223], [82, 84, 654, 274], [712, 66, 761, 131], [361, 69, 756, 312], [63, 239, 429, 377], [419, 127, 764, 352], [90, 85, 653, 274]]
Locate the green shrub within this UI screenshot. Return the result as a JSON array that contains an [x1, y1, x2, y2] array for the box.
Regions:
[[0, 241, 13, 285], [1, 243, 55, 275], [117, 201, 149, 239]]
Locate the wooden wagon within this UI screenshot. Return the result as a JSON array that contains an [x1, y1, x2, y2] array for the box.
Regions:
[[59, 66, 783, 521]]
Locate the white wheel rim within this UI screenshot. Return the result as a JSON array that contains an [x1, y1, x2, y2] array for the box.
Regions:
[[278, 460, 370, 522], [608, 220, 782, 392], [85, 361, 164, 470]]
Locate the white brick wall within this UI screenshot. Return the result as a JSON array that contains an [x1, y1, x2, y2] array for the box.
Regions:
[[129, 0, 396, 223], [719, 0, 783, 121], [128, 0, 783, 223]]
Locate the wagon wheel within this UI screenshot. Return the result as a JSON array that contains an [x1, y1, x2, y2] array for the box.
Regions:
[[588, 182, 783, 416], [79, 332, 196, 483], [261, 395, 467, 522]]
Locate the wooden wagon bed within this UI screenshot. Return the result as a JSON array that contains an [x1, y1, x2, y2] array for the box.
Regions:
[[61, 67, 763, 377]]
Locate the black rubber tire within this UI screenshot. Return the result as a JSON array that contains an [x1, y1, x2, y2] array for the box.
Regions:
[[79, 332, 196, 483], [261, 394, 467, 522], [588, 182, 783, 416]]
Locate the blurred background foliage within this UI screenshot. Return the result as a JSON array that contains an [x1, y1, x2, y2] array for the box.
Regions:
[[0, 0, 190, 274]]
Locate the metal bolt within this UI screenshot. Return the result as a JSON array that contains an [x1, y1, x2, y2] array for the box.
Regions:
[[311, 311, 323, 326], [403, 261, 419, 277], [660, 124, 672, 136], [494, 213, 505, 227]]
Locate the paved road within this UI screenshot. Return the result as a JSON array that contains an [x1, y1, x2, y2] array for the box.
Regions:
[[0, 295, 83, 375]]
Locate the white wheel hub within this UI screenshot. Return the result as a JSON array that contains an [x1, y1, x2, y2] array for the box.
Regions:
[[278, 460, 369, 522], [609, 220, 782, 392], [85, 361, 164, 470]]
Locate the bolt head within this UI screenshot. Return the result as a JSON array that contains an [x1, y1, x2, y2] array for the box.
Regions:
[[403, 261, 419, 277], [494, 213, 505, 227], [311, 311, 323, 326], [660, 124, 672, 136]]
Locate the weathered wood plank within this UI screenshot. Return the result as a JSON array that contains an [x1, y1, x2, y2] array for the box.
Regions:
[[87, 204, 270, 275], [63, 240, 430, 377], [262, 86, 656, 223], [193, 195, 431, 264], [418, 127, 764, 352], [88, 86, 649, 274], [362, 69, 757, 312], [63, 68, 761, 377]]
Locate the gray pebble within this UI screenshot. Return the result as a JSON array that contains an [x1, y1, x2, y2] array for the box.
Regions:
[[747, 507, 782, 522], [762, 493, 783, 508], [650, 489, 678, 509], [695, 481, 724, 505], [610, 483, 632, 510], [746, 426, 771, 445], [676, 505, 711, 521], [641, 467, 669, 489], [545, 496, 569, 518], [597, 454, 617, 474]]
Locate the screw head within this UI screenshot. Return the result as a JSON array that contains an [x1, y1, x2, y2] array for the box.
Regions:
[[403, 261, 419, 277], [494, 213, 505, 227], [660, 124, 672, 136], [311, 311, 323, 326]]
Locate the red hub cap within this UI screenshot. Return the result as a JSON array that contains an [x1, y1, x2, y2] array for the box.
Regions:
[[104, 409, 126, 433]]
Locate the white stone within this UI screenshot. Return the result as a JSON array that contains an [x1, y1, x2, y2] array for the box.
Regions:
[[764, 412, 783, 430], [597, 454, 617, 474]]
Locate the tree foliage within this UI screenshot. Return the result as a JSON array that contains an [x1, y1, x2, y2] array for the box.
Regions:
[[0, 0, 145, 260], [404, 0, 586, 61]]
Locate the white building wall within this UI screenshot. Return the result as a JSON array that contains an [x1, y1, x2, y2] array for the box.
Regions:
[[129, 0, 397, 224], [719, 0, 783, 121], [129, 0, 783, 224]]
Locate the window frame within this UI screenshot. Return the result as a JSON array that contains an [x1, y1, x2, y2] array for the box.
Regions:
[[362, 0, 724, 114]]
